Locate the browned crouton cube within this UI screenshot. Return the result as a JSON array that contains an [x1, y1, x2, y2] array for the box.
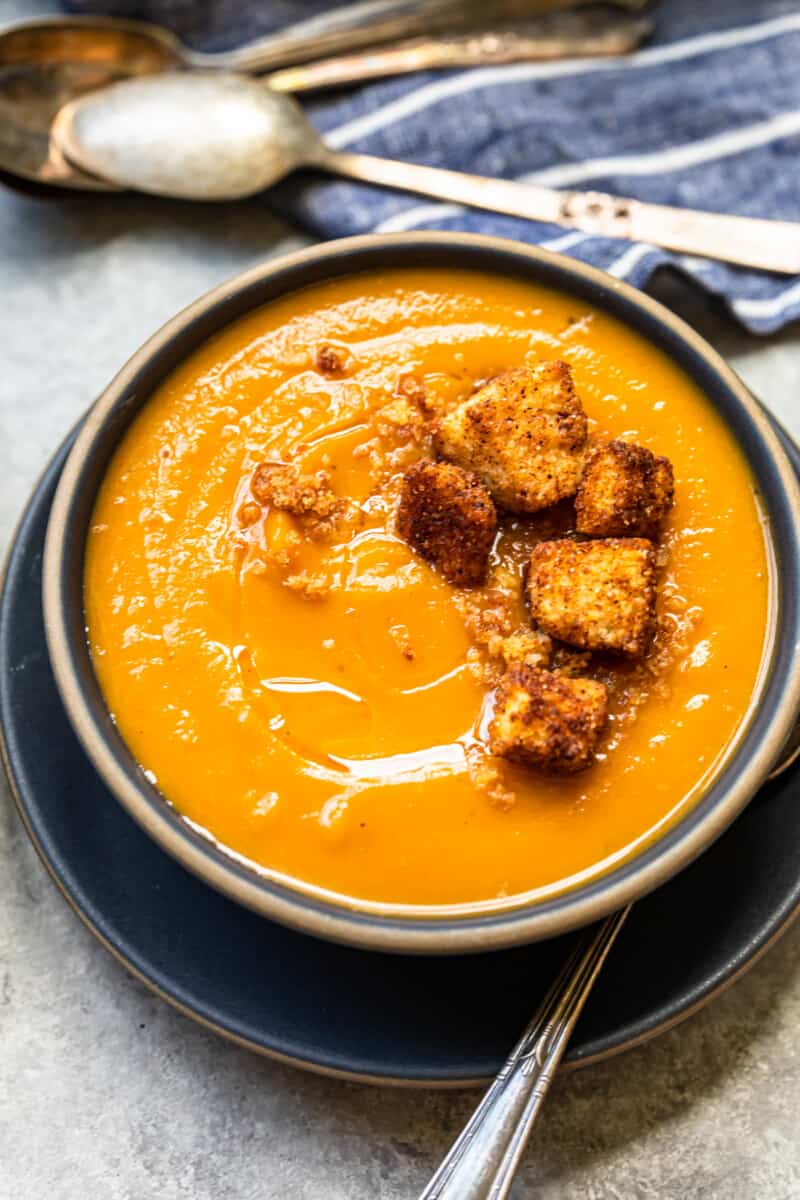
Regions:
[[396, 458, 497, 586], [434, 362, 587, 512], [576, 440, 674, 537], [528, 538, 656, 657], [489, 665, 608, 773], [500, 628, 553, 671]]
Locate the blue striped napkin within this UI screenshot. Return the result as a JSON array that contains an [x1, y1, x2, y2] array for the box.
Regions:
[[66, 0, 800, 332]]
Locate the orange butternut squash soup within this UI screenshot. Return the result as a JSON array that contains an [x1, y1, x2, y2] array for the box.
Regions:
[[85, 269, 770, 909]]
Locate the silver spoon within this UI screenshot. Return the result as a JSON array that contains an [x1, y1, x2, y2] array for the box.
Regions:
[[0, 8, 650, 194], [419, 907, 629, 1199], [0, 3, 650, 77], [255, 12, 653, 94], [53, 72, 800, 274], [419, 733, 800, 1199]]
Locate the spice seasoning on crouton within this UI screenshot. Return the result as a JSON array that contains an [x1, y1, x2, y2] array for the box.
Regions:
[[489, 665, 608, 773], [434, 362, 587, 512], [528, 538, 657, 657], [576, 439, 674, 538], [396, 458, 497, 587]]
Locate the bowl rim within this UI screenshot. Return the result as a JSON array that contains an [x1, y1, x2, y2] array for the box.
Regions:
[[42, 231, 800, 954]]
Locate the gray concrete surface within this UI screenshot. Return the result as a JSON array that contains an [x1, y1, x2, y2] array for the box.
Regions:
[[3, 3, 800, 1196]]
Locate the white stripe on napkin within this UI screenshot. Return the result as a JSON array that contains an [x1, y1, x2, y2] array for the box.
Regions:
[[732, 278, 800, 321], [605, 242, 657, 278], [327, 11, 800, 148], [529, 110, 800, 188], [372, 110, 800, 234]]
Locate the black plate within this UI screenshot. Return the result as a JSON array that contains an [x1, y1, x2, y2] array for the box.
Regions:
[[3, 429, 800, 1087]]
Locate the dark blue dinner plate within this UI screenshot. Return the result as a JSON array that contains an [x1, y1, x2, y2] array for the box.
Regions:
[[3, 426, 800, 1086]]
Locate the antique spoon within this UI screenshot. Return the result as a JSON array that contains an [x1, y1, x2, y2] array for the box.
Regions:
[[53, 72, 800, 274], [0, 9, 650, 193], [418, 731, 800, 1199], [262, 11, 652, 93], [0, 3, 650, 76], [418, 907, 629, 1199]]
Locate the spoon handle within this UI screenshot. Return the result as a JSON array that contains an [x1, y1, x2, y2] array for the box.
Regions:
[[194, 0, 648, 74], [325, 150, 800, 274], [266, 16, 651, 93], [418, 908, 629, 1200]]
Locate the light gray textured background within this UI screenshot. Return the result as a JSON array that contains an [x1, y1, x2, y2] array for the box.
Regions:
[[3, 3, 800, 1196]]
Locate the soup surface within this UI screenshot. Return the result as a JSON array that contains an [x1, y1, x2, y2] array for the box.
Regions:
[[85, 268, 770, 908]]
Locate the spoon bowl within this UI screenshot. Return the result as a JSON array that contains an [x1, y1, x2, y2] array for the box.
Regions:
[[54, 72, 316, 200], [0, 15, 184, 189], [0, 16, 182, 75], [0, 8, 406, 192], [0, 7, 652, 193]]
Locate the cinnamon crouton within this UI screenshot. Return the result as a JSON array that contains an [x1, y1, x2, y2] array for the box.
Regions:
[[528, 538, 656, 657], [396, 458, 497, 586], [576, 440, 674, 538], [489, 665, 608, 773], [434, 362, 587, 512]]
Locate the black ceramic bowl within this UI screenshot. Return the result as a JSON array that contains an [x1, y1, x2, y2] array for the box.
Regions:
[[42, 233, 800, 954]]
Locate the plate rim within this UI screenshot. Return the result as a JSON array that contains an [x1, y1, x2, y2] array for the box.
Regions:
[[2, 424, 800, 1088], [7, 749, 800, 1088]]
